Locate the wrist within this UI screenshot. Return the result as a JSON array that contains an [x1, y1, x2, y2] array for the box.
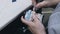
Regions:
[[33, 29, 46, 34], [46, 0, 59, 7], [36, 31, 46, 34]]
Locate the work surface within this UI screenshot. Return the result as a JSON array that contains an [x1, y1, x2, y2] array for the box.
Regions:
[[0, 0, 32, 29]]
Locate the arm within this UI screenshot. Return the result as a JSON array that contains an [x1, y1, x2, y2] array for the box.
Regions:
[[45, 0, 60, 7], [32, 0, 60, 8], [32, 0, 37, 6]]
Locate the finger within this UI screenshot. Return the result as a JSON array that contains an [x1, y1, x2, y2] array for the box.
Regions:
[[36, 14, 41, 20], [36, 1, 48, 8], [32, 0, 37, 6], [32, 14, 39, 23], [21, 16, 33, 26]]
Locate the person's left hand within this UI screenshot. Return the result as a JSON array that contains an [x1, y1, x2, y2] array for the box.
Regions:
[[21, 14, 46, 34]]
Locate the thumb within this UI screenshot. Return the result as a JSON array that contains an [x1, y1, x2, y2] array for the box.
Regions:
[[36, 1, 48, 8], [21, 16, 33, 26]]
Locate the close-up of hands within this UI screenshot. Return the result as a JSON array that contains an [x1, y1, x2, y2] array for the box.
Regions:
[[0, 0, 60, 34], [21, 12, 46, 34], [21, 0, 60, 34]]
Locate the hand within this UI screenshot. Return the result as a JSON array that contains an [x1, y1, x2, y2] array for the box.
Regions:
[[32, 0, 49, 8], [35, 1, 49, 8], [32, 0, 37, 6], [21, 14, 46, 34], [32, 0, 60, 8]]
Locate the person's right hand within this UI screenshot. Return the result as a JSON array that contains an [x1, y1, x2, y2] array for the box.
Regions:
[[32, 0, 60, 8], [35, 1, 49, 8]]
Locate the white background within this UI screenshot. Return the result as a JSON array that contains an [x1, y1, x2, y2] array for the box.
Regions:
[[0, 0, 32, 29]]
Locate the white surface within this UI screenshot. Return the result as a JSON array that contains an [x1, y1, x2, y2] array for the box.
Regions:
[[0, 0, 32, 29]]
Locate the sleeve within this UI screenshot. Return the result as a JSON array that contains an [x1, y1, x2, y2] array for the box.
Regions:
[[48, 3, 60, 34]]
